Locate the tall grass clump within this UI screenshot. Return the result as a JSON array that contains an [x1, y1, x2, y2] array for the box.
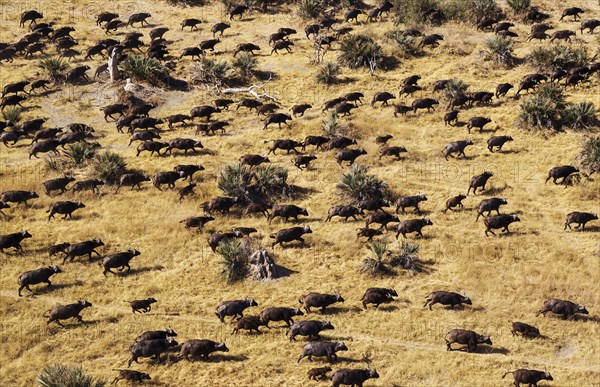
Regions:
[[37, 364, 105, 387], [120, 55, 167, 82], [392, 0, 440, 24], [444, 79, 468, 100], [63, 142, 98, 165], [527, 45, 588, 72], [219, 164, 290, 202], [517, 84, 565, 131], [92, 151, 127, 185], [38, 58, 68, 83], [218, 238, 251, 283], [384, 30, 421, 58], [338, 35, 384, 73], [361, 242, 393, 276], [485, 36, 514, 67], [2, 107, 22, 123], [192, 57, 230, 88], [577, 135, 600, 175], [297, 0, 324, 19], [506, 0, 530, 13], [316, 62, 341, 85], [232, 52, 257, 79], [563, 102, 597, 131], [337, 164, 390, 203]]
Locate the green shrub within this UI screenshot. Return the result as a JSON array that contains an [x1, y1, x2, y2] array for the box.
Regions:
[[63, 142, 98, 165], [37, 364, 105, 387], [392, 0, 439, 24], [537, 83, 566, 109], [38, 58, 68, 83], [384, 30, 421, 57], [92, 151, 127, 185], [338, 34, 384, 73], [388, 241, 430, 273], [322, 111, 341, 136], [316, 62, 341, 85], [527, 45, 588, 72], [218, 238, 252, 283], [232, 52, 257, 79], [361, 242, 392, 276], [563, 102, 597, 131], [2, 107, 21, 122], [443, 79, 468, 101], [219, 164, 290, 202], [485, 36, 514, 67], [298, 0, 324, 19], [517, 84, 566, 131], [577, 135, 600, 175], [192, 57, 230, 87], [120, 55, 168, 82], [506, 0, 530, 13], [337, 164, 390, 203]]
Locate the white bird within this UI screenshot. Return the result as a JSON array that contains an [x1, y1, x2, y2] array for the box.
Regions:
[[124, 78, 143, 93]]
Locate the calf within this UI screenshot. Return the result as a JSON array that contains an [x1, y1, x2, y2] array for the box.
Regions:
[[0, 231, 31, 252], [215, 298, 258, 322], [467, 171, 493, 195], [361, 288, 397, 309], [300, 292, 344, 313], [268, 204, 308, 223], [111, 370, 151, 385], [444, 110, 459, 126], [375, 134, 393, 145], [232, 316, 265, 334], [545, 165, 578, 184], [502, 369, 553, 387], [125, 297, 157, 313], [288, 320, 334, 341], [174, 164, 204, 180], [47, 201, 85, 220], [44, 300, 92, 326], [424, 291, 471, 310], [212, 22, 230, 37], [336, 148, 367, 167], [136, 328, 177, 342], [443, 194, 466, 213], [128, 130, 160, 145], [100, 103, 128, 121], [509, 321, 540, 338], [48, 242, 70, 257], [62, 239, 104, 263], [1, 190, 39, 205], [395, 194, 427, 214], [371, 92, 395, 107], [259, 307, 304, 327], [308, 366, 332, 381], [292, 155, 317, 170], [43, 177, 76, 195], [71, 179, 104, 193], [537, 298, 588, 319], [564, 212, 598, 231], [412, 98, 439, 113], [298, 341, 348, 363], [180, 216, 215, 231], [178, 339, 228, 360], [128, 338, 178, 366], [291, 103, 312, 117], [379, 146, 407, 160], [102, 249, 140, 275], [550, 30, 576, 42], [136, 141, 168, 157], [487, 135, 513, 152], [201, 196, 238, 215], [166, 114, 191, 129], [328, 136, 357, 150], [394, 104, 412, 117], [495, 83, 513, 98], [116, 173, 151, 192], [467, 117, 492, 133], [445, 329, 492, 352], [178, 183, 196, 201], [270, 225, 312, 247], [484, 214, 520, 236], [240, 154, 270, 167], [356, 227, 384, 241], [153, 171, 185, 190], [331, 368, 379, 387], [18, 265, 61, 296], [396, 218, 433, 238], [444, 140, 472, 161], [476, 198, 507, 221], [326, 205, 360, 222], [233, 43, 260, 56], [365, 212, 399, 230]]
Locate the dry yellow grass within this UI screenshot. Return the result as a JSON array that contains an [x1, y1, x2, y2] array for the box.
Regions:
[[0, 0, 599, 386]]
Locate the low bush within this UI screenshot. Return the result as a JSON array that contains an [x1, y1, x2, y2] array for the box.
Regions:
[[232, 52, 257, 79], [443, 79, 468, 101], [384, 30, 421, 58], [297, 0, 324, 19], [338, 34, 384, 73], [485, 36, 514, 67], [563, 102, 597, 131], [92, 151, 127, 185], [517, 84, 565, 131], [576, 135, 600, 175], [337, 164, 390, 203], [37, 364, 105, 387], [63, 142, 98, 165], [218, 238, 251, 283], [38, 58, 68, 83], [2, 107, 21, 123], [219, 164, 290, 202], [316, 62, 341, 85], [506, 0, 530, 13], [192, 57, 230, 88], [527, 45, 588, 72], [120, 55, 168, 82]]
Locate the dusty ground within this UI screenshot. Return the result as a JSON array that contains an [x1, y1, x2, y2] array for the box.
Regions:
[[0, 0, 599, 386]]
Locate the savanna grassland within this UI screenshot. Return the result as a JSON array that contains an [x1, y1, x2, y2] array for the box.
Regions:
[[0, 0, 599, 386]]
